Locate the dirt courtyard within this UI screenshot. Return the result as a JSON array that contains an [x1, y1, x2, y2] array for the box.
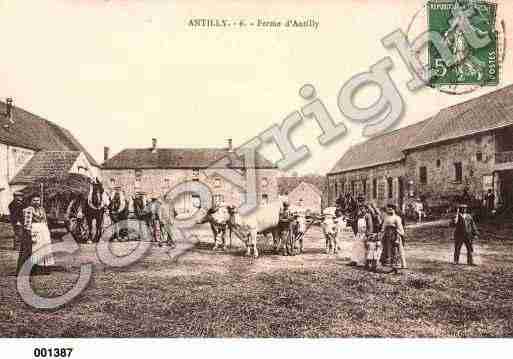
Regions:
[[1, 221, 512, 337]]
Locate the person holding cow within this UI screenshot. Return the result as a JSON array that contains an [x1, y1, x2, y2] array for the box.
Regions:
[[109, 186, 129, 241]]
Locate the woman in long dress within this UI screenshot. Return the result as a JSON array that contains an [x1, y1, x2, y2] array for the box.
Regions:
[[24, 195, 55, 275], [350, 206, 373, 266], [381, 204, 407, 274]]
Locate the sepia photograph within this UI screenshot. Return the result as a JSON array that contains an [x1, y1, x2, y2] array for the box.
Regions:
[[1, 0, 513, 356]]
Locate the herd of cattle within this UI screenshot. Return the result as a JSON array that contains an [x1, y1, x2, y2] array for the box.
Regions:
[[196, 199, 341, 258], [68, 182, 342, 259]]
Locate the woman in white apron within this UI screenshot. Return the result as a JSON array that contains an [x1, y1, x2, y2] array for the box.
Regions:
[[24, 195, 55, 275], [350, 206, 373, 266]]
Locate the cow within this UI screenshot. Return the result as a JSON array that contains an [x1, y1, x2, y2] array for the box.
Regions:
[[229, 199, 288, 258], [196, 205, 232, 250], [322, 215, 339, 254]]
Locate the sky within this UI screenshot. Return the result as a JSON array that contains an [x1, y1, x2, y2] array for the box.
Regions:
[[1, 0, 512, 175]]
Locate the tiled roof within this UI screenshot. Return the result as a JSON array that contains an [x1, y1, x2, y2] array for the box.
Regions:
[[406, 101, 513, 150], [278, 176, 326, 195], [10, 151, 81, 185], [102, 148, 277, 169], [406, 85, 513, 149], [0, 101, 99, 166], [328, 84, 513, 175], [328, 120, 430, 175]]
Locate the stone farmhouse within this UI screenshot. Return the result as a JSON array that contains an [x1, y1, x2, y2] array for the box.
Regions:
[[278, 175, 326, 213], [102, 139, 280, 215], [0, 99, 100, 214], [288, 182, 323, 213], [326, 84, 513, 211]]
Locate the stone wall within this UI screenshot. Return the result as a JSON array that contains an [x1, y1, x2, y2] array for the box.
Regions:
[[404, 133, 496, 206], [287, 182, 322, 213], [327, 161, 406, 209], [102, 168, 280, 212]]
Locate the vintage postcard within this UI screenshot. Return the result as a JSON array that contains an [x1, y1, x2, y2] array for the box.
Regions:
[[1, 0, 513, 356]]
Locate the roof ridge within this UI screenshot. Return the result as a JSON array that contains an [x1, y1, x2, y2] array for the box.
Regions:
[[442, 83, 513, 112], [36, 150, 81, 153]]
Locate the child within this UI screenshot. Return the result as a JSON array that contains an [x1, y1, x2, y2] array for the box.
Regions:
[[365, 234, 382, 272]]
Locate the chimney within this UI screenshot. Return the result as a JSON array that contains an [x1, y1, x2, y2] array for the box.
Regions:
[[227, 138, 233, 152], [103, 146, 110, 161], [151, 138, 157, 153], [6, 97, 14, 124]]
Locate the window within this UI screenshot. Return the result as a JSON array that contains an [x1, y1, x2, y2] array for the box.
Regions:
[[351, 181, 356, 195], [362, 180, 367, 196], [372, 178, 377, 199], [476, 152, 483, 162], [387, 177, 393, 199], [261, 193, 269, 203], [436, 159, 441, 167], [213, 194, 224, 205], [135, 169, 143, 178], [419, 166, 427, 184], [110, 178, 116, 186], [214, 177, 222, 188], [192, 169, 200, 177], [261, 177, 268, 188], [191, 194, 201, 208], [454, 162, 463, 182], [334, 182, 338, 197], [164, 178, 170, 187]]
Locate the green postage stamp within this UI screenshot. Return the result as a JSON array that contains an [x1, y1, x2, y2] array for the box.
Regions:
[[428, 0, 499, 87]]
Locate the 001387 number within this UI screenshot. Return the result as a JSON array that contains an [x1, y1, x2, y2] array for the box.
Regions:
[[34, 348, 73, 358]]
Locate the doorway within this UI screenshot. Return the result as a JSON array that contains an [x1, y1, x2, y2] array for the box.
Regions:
[[498, 170, 513, 210], [398, 177, 404, 211]]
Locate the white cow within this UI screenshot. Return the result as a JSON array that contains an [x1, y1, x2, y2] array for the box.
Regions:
[[322, 215, 339, 254], [230, 200, 286, 258]]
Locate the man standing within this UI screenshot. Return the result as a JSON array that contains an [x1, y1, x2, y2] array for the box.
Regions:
[[453, 204, 478, 266], [9, 192, 25, 251], [485, 189, 495, 215], [9, 192, 32, 275]]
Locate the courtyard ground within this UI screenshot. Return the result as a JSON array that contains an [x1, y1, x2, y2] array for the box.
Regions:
[[0, 221, 512, 337]]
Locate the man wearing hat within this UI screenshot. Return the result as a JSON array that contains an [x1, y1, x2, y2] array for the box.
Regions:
[[453, 204, 479, 266]]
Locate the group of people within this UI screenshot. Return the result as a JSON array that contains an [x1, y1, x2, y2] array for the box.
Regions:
[[327, 192, 480, 273], [9, 191, 55, 276], [325, 194, 407, 274], [7, 185, 177, 277]]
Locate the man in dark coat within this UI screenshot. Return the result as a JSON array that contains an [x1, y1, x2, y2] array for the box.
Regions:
[[485, 189, 495, 214], [9, 192, 30, 275], [453, 204, 478, 266]]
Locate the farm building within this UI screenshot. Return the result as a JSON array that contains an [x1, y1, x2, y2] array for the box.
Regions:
[[278, 175, 326, 213], [327, 84, 513, 211], [0, 99, 100, 215], [102, 139, 280, 215]]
